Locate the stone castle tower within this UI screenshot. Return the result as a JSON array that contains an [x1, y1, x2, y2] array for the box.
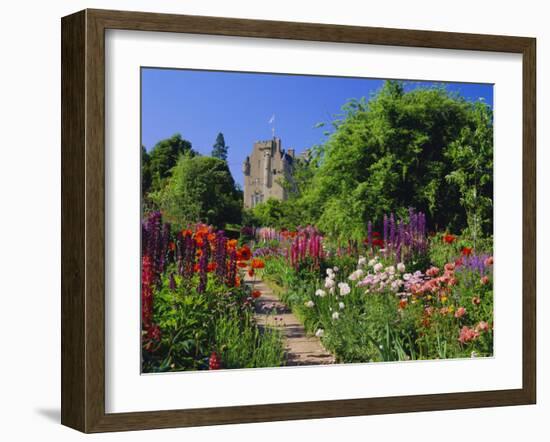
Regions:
[[242, 137, 295, 209]]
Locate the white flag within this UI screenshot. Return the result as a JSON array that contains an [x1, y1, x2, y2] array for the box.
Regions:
[[268, 114, 275, 124]]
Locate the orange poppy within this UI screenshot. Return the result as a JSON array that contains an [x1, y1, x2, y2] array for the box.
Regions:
[[169, 241, 176, 251], [248, 269, 255, 277], [193, 263, 200, 272], [237, 261, 248, 268], [235, 276, 241, 287], [207, 233, 216, 242], [251, 258, 265, 269], [182, 229, 193, 237], [207, 262, 217, 272], [227, 239, 238, 250], [252, 290, 262, 299], [238, 245, 251, 261]]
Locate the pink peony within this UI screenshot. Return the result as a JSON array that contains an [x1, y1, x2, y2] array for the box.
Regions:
[[480, 275, 490, 285], [476, 321, 490, 333], [484, 256, 494, 266], [458, 326, 480, 344], [426, 266, 440, 277], [454, 307, 467, 318], [444, 262, 455, 272]]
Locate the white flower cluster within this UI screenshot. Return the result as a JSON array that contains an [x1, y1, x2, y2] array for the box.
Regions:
[[354, 257, 408, 295]]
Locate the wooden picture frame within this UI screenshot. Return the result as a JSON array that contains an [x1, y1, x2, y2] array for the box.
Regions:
[[61, 8, 536, 433]]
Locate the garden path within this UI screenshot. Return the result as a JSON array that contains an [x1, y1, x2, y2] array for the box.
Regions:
[[245, 274, 335, 366]]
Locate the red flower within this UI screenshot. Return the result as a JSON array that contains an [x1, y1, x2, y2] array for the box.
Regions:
[[251, 258, 265, 269], [169, 241, 176, 252], [461, 247, 473, 256], [252, 290, 262, 299], [398, 298, 408, 309], [372, 238, 384, 248], [443, 234, 456, 244], [207, 262, 217, 272], [248, 269, 255, 277], [209, 352, 221, 370], [372, 231, 381, 238], [238, 245, 251, 261], [237, 261, 248, 268], [454, 257, 464, 267], [147, 324, 162, 342], [193, 263, 200, 272]]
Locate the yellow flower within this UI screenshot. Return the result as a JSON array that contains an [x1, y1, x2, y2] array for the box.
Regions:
[[448, 305, 455, 313], [441, 296, 448, 303]]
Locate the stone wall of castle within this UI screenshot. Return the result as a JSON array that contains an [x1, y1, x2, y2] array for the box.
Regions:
[[242, 137, 294, 209]]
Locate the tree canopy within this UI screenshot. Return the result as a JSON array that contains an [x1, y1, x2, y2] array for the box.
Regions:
[[142, 133, 196, 196], [254, 81, 493, 241], [151, 154, 242, 229]]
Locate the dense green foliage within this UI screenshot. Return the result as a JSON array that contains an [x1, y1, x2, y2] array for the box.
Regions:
[[142, 133, 196, 196], [253, 81, 493, 242], [143, 264, 285, 372], [151, 154, 242, 229]]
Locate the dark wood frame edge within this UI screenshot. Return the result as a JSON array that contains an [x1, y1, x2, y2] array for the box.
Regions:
[[61, 8, 536, 433]]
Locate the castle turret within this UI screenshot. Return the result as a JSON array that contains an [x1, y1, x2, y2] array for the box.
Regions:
[[242, 156, 250, 176], [243, 137, 293, 209]]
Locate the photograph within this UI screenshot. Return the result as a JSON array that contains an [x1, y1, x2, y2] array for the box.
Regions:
[[140, 68, 494, 373]]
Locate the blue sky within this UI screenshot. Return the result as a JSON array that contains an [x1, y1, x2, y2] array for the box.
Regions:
[[141, 68, 493, 188]]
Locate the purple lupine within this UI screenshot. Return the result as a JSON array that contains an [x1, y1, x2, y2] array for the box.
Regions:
[[366, 208, 428, 264], [408, 207, 416, 237], [226, 248, 237, 287], [215, 231, 227, 281], [142, 211, 169, 285], [176, 231, 184, 275], [169, 273, 177, 290], [458, 254, 491, 275], [141, 222, 148, 256], [160, 222, 171, 269], [389, 213, 396, 248], [383, 214, 389, 247], [183, 231, 196, 279], [197, 237, 209, 293]]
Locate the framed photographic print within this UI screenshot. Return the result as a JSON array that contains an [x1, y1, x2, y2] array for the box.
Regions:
[[61, 9, 536, 433]]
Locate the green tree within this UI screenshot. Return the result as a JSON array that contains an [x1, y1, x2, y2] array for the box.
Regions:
[[445, 101, 493, 244], [141, 145, 152, 197], [151, 154, 242, 228], [284, 81, 493, 240], [147, 133, 195, 193], [211, 132, 229, 161]]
